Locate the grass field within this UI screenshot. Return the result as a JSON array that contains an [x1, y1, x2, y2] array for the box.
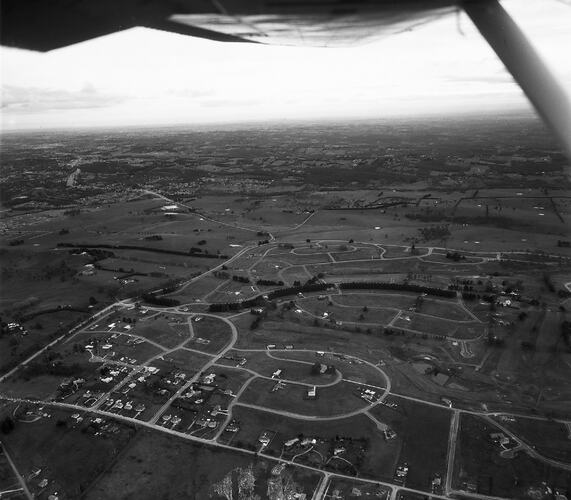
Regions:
[[106, 337, 163, 364], [226, 350, 338, 385], [116, 318, 185, 349], [393, 314, 484, 340], [162, 349, 213, 373], [454, 414, 571, 497], [268, 350, 388, 388], [189, 316, 233, 354], [301, 297, 397, 326], [493, 416, 571, 463], [280, 265, 313, 285], [331, 247, 379, 262], [85, 428, 321, 499], [207, 279, 259, 303], [228, 405, 397, 481], [3, 408, 135, 499], [238, 378, 367, 417], [324, 477, 390, 498], [209, 364, 254, 394], [369, 396, 451, 491]]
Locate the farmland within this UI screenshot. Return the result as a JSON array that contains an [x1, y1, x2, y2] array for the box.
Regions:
[[1, 119, 570, 499]]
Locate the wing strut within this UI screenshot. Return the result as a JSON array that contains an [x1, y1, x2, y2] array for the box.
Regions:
[[464, 0, 571, 160]]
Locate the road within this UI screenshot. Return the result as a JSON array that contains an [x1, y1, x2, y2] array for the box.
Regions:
[[0, 442, 33, 500], [445, 410, 460, 495]]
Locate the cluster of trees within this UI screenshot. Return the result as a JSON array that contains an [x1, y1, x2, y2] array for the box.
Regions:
[[256, 279, 284, 287], [1, 416, 15, 434], [417, 225, 450, 242], [446, 251, 466, 261], [213, 270, 230, 279], [460, 292, 495, 301], [232, 275, 250, 284], [141, 293, 180, 307], [310, 362, 335, 375]]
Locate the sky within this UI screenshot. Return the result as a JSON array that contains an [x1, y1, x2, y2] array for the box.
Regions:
[[1, 0, 570, 131]]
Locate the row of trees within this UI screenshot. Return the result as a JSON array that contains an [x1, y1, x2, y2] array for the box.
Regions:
[[209, 280, 456, 312], [338, 281, 456, 298], [58, 242, 228, 259]]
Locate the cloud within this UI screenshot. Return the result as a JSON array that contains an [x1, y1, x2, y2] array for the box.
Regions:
[[200, 98, 260, 108], [167, 88, 216, 99], [1, 85, 126, 112]]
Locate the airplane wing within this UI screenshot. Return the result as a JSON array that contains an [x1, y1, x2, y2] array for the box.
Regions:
[[1, 0, 570, 159], [0, 0, 461, 51]]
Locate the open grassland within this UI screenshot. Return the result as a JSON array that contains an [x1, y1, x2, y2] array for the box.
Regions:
[[125, 317, 188, 349], [105, 336, 163, 363], [231, 316, 393, 361], [280, 265, 313, 285], [231, 350, 338, 386], [171, 275, 223, 302], [228, 405, 398, 480], [209, 365, 254, 394], [393, 314, 484, 340], [3, 408, 135, 499], [268, 350, 388, 388], [330, 246, 380, 262], [162, 349, 213, 373], [238, 378, 367, 417], [494, 416, 571, 463], [369, 396, 451, 491], [454, 414, 571, 497], [207, 279, 259, 303], [189, 316, 233, 354], [85, 429, 321, 500], [301, 297, 398, 326]]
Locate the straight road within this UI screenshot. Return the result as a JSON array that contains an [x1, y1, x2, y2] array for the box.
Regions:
[[0, 442, 33, 500], [445, 410, 460, 495]]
